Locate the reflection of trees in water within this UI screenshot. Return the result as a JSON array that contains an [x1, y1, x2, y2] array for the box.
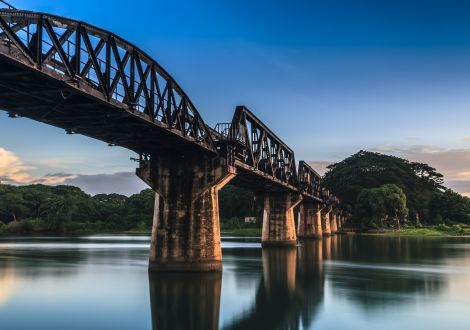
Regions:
[[0, 259, 16, 306], [223, 241, 325, 330], [327, 235, 453, 310], [148, 272, 222, 330]]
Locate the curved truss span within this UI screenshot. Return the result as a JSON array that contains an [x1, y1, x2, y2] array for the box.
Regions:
[[0, 9, 215, 153]]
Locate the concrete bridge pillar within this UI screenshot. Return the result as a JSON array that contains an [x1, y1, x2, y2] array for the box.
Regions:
[[314, 205, 323, 238], [330, 212, 338, 234], [337, 213, 343, 229], [297, 201, 316, 239], [261, 192, 302, 246], [137, 154, 236, 272], [321, 207, 332, 236]]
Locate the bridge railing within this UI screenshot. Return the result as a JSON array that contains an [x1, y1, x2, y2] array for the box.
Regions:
[[0, 9, 216, 152]]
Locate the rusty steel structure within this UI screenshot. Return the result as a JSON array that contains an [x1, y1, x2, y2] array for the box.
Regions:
[[0, 6, 340, 201], [0, 9, 215, 154], [297, 161, 322, 201], [214, 106, 298, 192]]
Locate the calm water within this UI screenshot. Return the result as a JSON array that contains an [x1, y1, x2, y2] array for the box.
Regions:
[[0, 235, 470, 330]]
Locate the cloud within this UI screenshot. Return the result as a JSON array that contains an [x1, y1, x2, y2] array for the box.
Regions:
[[0, 148, 76, 185], [0, 147, 146, 196], [64, 172, 148, 196]]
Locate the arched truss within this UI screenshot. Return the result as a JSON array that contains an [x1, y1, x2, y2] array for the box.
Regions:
[[215, 106, 298, 190], [297, 161, 322, 201], [0, 9, 215, 153]]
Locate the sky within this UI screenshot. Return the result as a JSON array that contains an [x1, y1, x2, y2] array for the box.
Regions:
[[1, 0, 470, 195]]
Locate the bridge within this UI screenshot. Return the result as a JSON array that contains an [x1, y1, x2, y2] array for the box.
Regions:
[[0, 4, 350, 271]]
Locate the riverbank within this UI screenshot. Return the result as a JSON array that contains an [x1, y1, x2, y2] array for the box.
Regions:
[[221, 228, 262, 236], [359, 224, 470, 237]]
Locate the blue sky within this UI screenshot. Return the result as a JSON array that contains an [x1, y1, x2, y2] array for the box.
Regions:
[[1, 0, 470, 195]]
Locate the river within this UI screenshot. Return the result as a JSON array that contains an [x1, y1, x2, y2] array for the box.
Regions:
[[0, 235, 469, 330]]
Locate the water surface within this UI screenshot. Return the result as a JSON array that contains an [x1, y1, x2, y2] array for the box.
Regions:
[[0, 235, 469, 329]]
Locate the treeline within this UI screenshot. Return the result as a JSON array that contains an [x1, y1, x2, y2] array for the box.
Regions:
[[218, 185, 258, 230], [0, 184, 154, 234], [323, 150, 470, 230], [0, 183, 258, 234]]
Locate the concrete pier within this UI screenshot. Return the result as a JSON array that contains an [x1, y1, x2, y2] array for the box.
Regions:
[[330, 213, 338, 234], [337, 213, 343, 230], [321, 206, 332, 236], [138, 154, 236, 272], [297, 202, 316, 238], [314, 205, 323, 238], [261, 192, 302, 246]]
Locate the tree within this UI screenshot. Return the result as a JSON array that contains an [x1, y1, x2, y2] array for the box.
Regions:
[[218, 185, 256, 220], [355, 184, 408, 229], [0, 186, 27, 223], [428, 189, 470, 224], [323, 150, 443, 222]]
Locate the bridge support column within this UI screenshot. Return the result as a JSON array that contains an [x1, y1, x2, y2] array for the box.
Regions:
[[137, 154, 236, 272], [261, 192, 302, 246], [321, 207, 332, 236], [337, 213, 343, 230], [297, 202, 316, 239], [330, 212, 338, 234], [314, 204, 323, 238]]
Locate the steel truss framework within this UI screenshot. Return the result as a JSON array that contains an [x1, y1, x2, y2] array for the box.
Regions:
[[297, 161, 322, 201], [0, 9, 215, 151], [0, 7, 341, 205], [215, 106, 298, 190]]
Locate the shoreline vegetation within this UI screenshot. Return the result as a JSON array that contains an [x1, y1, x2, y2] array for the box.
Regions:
[[350, 224, 470, 237], [2, 151, 470, 239], [1, 224, 468, 238]]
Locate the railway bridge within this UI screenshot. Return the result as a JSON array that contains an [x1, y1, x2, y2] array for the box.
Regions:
[[0, 4, 350, 271]]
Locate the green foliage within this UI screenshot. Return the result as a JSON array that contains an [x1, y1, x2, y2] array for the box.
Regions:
[[355, 184, 408, 229], [428, 189, 470, 224], [323, 150, 469, 226], [0, 184, 155, 234], [0, 183, 260, 235], [434, 224, 465, 235], [219, 185, 256, 219]]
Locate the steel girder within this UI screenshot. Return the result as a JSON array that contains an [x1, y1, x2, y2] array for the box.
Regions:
[[0, 9, 215, 153]]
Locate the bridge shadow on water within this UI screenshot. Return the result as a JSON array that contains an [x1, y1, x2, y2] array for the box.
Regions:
[[147, 235, 459, 330]]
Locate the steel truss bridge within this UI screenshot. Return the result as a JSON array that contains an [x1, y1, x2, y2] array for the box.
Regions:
[[0, 5, 338, 203], [0, 3, 347, 271]]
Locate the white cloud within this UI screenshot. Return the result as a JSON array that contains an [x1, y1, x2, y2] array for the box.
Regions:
[[0, 147, 76, 185]]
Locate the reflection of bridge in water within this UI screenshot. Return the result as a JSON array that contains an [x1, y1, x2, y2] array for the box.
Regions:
[[0, 2, 350, 271], [149, 241, 325, 330], [148, 235, 451, 330]]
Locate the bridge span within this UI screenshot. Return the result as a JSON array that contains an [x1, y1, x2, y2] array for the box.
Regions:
[[0, 5, 350, 271]]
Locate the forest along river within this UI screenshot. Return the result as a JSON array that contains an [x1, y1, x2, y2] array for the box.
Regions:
[[0, 235, 470, 330]]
